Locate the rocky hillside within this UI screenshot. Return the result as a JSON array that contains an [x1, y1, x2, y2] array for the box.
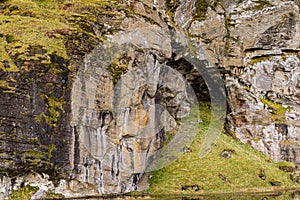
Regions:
[[1, 0, 300, 199]]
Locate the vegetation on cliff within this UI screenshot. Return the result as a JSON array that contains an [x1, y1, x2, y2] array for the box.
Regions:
[[8, 185, 38, 200], [8, 185, 64, 200], [0, 0, 117, 72]]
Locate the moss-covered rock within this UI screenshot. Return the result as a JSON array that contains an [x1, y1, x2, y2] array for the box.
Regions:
[[261, 98, 287, 123], [278, 161, 295, 173]]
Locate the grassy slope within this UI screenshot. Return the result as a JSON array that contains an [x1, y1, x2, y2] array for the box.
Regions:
[[148, 103, 297, 195], [0, 0, 115, 72], [0, 0, 67, 71]]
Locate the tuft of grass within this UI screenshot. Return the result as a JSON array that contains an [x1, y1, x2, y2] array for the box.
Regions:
[[45, 190, 64, 199], [0, 80, 16, 93], [41, 93, 65, 127], [0, 37, 19, 72], [261, 99, 286, 123], [24, 151, 43, 165], [24, 149, 45, 159], [165, 0, 180, 26], [297, 52, 300, 60], [161, 131, 175, 147], [253, 138, 261, 143], [9, 185, 38, 200], [148, 102, 295, 194], [244, 85, 251, 92], [281, 53, 292, 62], [249, 55, 271, 65]]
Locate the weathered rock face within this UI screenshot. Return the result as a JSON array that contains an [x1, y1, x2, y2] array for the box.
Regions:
[[1, 0, 300, 198], [176, 0, 300, 168], [221, 1, 300, 167], [1, 0, 211, 197], [68, 26, 212, 195]]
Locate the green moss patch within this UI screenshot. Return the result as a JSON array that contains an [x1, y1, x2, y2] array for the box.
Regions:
[[194, 0, 209, 21], [40, 93, 65, 127], [23, 149, 45, 167], [165, 0, 180, 26], [247, 0, 273, 11], [45, 190, 64, 199], [249, 55, 271, 65], [9, 185, 38, 200], [109, 56, 130, 84]]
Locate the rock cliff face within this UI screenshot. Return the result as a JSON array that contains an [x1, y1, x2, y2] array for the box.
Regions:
[[175, 0, 300, 168], [219, 1, 300, 167], [69, 17, 219, 195], [1, 0, 300, 198]]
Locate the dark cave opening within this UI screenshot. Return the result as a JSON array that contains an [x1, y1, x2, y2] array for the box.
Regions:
[[166, 57, 211, 102]]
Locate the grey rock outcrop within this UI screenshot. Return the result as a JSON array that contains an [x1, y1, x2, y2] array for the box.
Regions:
[[186, 0, 300, 167]]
